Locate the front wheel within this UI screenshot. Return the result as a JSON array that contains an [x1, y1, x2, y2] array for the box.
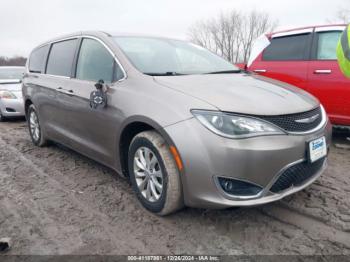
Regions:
[[27, 104, 48, 147], [128, 131, 183, 215]]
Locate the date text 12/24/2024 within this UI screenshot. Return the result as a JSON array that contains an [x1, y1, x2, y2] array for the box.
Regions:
[[127, 255, 220, 261]]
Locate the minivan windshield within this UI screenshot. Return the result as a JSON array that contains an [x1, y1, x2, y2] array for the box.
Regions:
[[113, 37, 240, 76], [0, 67, 24, 80]]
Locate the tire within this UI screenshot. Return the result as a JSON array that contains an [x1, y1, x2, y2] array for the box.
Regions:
[[128, 131, 184, 215], [27, 104, 48, 147]]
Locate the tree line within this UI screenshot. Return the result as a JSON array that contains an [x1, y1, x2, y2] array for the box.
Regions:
[[0, 56, 27, 66], [188, 8, 349, 64], [188, 10, 278, 63]]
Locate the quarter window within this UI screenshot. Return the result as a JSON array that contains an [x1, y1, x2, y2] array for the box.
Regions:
[[263, 34, 311, 61], [76, 38, 123, 83], [46, 39, 78, 77], [316, 31, 342, 60], [29, 45, 50, 73]]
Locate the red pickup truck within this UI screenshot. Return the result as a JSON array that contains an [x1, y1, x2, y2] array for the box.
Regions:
[[242, 24, 349, 127]]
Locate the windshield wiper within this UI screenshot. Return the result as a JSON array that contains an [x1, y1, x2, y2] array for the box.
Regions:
[[204, 69, 241, 74], [144, 72, 186, 76]]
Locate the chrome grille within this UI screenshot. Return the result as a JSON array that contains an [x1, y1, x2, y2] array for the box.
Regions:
[[259, 107, 323, 132]]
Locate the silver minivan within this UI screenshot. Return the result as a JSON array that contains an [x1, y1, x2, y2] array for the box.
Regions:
[[23, 31, 332, 215]]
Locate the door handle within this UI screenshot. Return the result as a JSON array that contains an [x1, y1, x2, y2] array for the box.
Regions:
[[62, 89, 74, 95], [253, 69, 267, 73], [314, 69, 332, 74], [57, 87, 74, 95]]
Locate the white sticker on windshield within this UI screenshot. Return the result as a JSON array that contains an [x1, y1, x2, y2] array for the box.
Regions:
[[247, 34, 271, 67]]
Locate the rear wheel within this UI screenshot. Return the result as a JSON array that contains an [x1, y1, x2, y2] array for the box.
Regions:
[[27, 104, 47, 147], [128, 131, 183, 215]]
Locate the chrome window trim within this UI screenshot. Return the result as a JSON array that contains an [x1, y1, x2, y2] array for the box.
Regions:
[[28, 34, 127, 82], [272, 28, 313, 38], [45, 74, 71, 79], [315, 26, 346, 32]]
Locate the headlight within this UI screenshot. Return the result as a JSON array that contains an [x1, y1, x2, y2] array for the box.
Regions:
[[192, 110, 285, 138], [0, 90, 17, 99]]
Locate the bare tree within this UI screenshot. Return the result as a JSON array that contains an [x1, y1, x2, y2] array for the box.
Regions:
[[336, 9, 350, 23], [239, 11, 278, 63], [0, 56, 27, 66], [328, 7, 350, 23], [188, 10, 277, 63]]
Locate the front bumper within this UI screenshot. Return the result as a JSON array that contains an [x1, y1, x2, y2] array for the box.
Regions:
[[0, 98, 25, 117], [164, 117, 332, 209]]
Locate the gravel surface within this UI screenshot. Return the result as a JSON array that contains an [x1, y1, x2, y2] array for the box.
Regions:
[[0, 120, 349, 255]]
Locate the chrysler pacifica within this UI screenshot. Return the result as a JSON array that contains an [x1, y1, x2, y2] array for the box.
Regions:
[[22, 31, 332, 215]]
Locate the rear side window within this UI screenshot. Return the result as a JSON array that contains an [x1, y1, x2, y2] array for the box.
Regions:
[[263, 34, 311, 61], [46, 39, 78, 77], [29, 45, 49, 73], [76, 38, 122, 83], [316, 31, 342, 60]]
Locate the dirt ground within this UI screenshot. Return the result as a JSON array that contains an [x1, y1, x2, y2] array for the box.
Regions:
[[0, 119, 349, 255]]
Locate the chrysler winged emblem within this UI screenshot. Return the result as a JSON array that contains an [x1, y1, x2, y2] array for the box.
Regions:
[[295, 114, 319, 124]]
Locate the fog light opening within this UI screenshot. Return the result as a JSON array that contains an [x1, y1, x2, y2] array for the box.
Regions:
[[5, 108, 16, 113], [217, 177, 263, 197]]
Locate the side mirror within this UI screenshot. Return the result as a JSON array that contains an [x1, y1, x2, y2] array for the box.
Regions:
[[94, 79, 104, 90], [90, 79, 108, 109]]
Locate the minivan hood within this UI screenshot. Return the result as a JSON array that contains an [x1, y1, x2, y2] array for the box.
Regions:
[[154, 74, 319, 115]]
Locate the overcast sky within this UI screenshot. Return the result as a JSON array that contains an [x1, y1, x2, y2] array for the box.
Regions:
[[0, 0, 348, 57]]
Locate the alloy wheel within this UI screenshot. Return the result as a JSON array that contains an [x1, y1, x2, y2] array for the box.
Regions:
[[133, 147, 163, 202], [29, 111, 40, 142]]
